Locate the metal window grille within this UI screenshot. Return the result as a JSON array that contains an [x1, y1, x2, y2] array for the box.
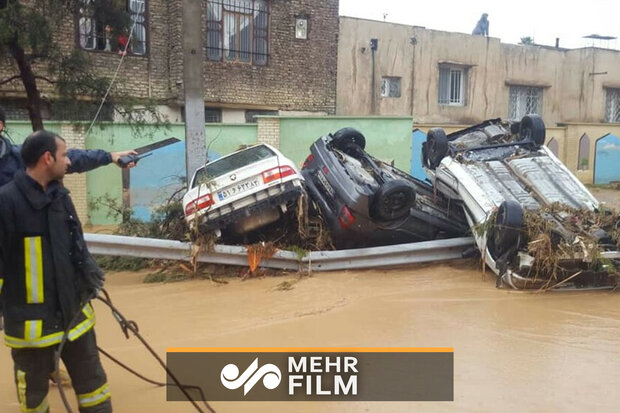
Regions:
[[205, 108, 222, 123], [78, 0, 97, 50], [77, 0, 147, 55], [438, 66, 464, 105], [381, 77, 401, 98], [129, 0, 147, 55], [206, 0, 269, 65], [605, 88, 620, 123], [508, 86, 542, 120]]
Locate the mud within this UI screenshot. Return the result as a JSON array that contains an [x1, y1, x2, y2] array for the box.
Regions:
[[1, 260, 619, 412], [2, 188, 619, 412]]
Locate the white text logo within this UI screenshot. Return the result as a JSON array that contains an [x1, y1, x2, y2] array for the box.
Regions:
[[220, 358, 282, 395]]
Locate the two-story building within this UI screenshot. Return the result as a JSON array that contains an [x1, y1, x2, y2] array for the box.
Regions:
[[0, 0, 339, 122], [336, 16, 620, 184]]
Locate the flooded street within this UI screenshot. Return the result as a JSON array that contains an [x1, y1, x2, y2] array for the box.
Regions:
[[1, 259, 619, 412], [1, 188, 619, 412]]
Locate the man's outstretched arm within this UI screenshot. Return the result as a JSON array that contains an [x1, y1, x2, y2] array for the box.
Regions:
[[67, 149, 138, 173]]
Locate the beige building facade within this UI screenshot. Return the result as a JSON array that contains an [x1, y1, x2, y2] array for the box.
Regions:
[[337, 16, 620, 125], [337, 17, 620, 184]]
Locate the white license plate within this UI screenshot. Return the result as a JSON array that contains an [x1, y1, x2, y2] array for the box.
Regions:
[[218, 178, 260, 201], [316, 170, 335, 196]]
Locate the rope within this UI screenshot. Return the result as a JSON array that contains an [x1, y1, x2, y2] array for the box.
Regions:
[[53, 287, 216, 413], [85, 2, 143, 138]]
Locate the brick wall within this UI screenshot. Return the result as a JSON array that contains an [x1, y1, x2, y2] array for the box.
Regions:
[[257, 117, 280, 147], [1, 0, 338, 118], [171, 0, 339, 112]]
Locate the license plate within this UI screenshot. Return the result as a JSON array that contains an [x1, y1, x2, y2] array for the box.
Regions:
[[316, 170, 335, 197], [217, 178, 260, 201]]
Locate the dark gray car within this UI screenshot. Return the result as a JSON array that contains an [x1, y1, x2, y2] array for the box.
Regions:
[[301, 128, 469, 249]]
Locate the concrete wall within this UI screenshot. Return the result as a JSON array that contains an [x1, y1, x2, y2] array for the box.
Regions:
[[337, 17, 620, 127], [258, 116, 413, 170]]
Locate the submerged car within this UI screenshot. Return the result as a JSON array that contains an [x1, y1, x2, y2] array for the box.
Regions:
[[183, 144, 305, 238], [423, 115, 620, 289], [301, 128, 469, 248]]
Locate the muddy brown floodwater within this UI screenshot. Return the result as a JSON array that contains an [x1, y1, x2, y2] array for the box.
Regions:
[[1, 189, 619, 412]]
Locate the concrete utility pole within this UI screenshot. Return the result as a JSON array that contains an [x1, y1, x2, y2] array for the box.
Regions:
[[182, 0, 207, 181]]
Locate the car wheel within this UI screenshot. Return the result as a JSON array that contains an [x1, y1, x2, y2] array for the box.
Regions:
[[331, 128, 366, 151], [520, 114, 546, 146], [490, 200, 523, 256], [425, 128, 449, 169], [371, 179, 416, 221]]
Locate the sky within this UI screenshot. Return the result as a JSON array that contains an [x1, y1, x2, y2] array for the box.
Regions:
[[338, 0, 620, 50]]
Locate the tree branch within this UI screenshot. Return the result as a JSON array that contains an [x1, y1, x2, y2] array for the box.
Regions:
[[0, 75, 21, 86], [35, 76, 55, 85]]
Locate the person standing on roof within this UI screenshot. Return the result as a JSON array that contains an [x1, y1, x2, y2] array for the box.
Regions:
[[0, 130, 112, 413], [472, 13, 489, 37]]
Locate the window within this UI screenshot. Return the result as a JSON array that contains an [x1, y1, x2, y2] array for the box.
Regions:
[[508, 86, 542, 120], [577, 134, 590, 170], [181, 107, 222, 123], [438, 65, 467, 106], [295, 17, 308, 39], [77, 0, 147, 56], [245, 110, 277, 123], [381, 77, 401, 98], [605, 88, 620, 123], [206, 0, 269, 65]]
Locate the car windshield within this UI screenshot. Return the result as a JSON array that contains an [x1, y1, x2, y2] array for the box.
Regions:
[[192, 145, 276, 188]]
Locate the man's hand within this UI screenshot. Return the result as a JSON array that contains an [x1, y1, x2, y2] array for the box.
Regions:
[[110, 150, 138, 168]]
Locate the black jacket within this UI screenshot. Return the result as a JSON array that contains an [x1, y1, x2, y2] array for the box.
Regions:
[[0, 134, 113, 188], [0, 171, 95, 348]]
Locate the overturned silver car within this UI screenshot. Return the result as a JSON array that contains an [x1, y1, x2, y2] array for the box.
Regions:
[[423, 116, 620, 290]]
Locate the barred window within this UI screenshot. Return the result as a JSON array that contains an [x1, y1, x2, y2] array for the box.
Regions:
[[439, 65, 467, 106], [508, 86, 542, 120], [77, 0, 147, 56], [605, 88, 620, 123], [207, 0, 269, 65], [381, 77, 401, 98]]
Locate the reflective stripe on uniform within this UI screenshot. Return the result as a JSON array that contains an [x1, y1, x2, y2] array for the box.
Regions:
[[24, 320, 42, 341], [24, 237, 44, 304], [77, 383, 111, 408], [16, 370, 49, 413], [5, 304, 95, 348], [68, 305, 96, 342], [0, 278, 4, 294]]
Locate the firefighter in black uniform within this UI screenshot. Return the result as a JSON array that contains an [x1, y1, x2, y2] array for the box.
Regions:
[[0, 130, 111, 412]]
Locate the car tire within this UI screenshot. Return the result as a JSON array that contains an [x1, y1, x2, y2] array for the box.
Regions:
[[331, 128, 366, 151], [371, 179, 416, 221], [425, 128, 449, 169], [520, 114, 546, 146], [491, 200, 523, 255]]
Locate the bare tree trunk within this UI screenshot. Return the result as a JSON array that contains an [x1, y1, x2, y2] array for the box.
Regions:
[[9, 35, 44, 131]]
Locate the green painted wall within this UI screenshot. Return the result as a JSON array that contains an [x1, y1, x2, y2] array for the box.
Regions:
[[4, 121, 62, 143], [278, 116, 414, 170], [86, 123, 257, 224]]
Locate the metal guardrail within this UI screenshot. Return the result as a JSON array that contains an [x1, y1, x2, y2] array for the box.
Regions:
[[84, 233, 475, 272]]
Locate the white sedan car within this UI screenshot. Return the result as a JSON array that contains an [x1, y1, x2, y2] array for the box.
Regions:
[[423, 115, 619, 290], [183, 143, 305, 238]]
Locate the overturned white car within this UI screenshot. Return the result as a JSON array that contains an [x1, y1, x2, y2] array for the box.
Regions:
[[183, 144, 305, 239], [423, 116, 620, 290]]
